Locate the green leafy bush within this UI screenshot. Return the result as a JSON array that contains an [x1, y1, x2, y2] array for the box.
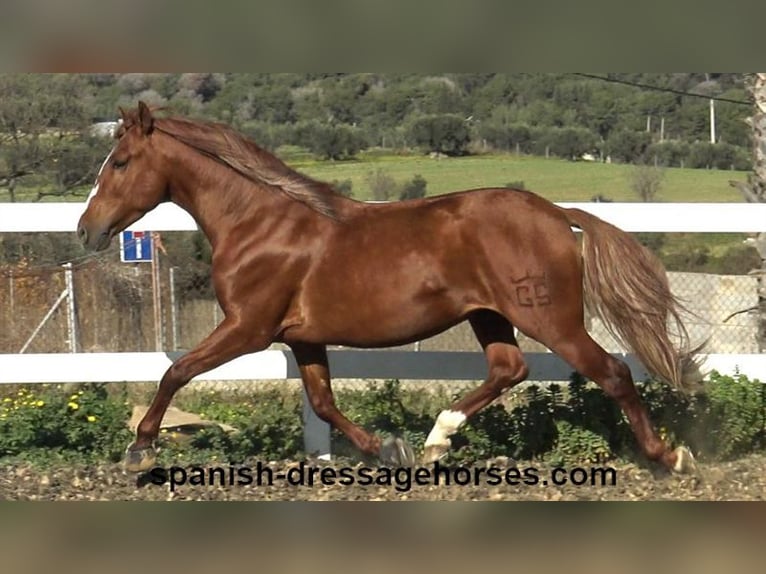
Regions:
[[1, 371, 764, 468], [695, 372, 766, 459], [549, 420, 613, 466], [174, 389, 304, 464], [0, 384, 131, 462]]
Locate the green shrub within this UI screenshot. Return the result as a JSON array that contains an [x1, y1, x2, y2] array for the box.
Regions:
[[549, 420, 613, 466], [2, 371, 764, 468], [451, 403, 519, 463], [695, 371, 766, 459], [502, 384, 558, 459], [398, 174, 427, 200], [0, 384, 131, 462], [173, 389, 304, 464]]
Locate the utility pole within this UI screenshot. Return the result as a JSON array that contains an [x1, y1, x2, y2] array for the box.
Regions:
[[151, 233, 163, 351], [706, 72, 716, 143]]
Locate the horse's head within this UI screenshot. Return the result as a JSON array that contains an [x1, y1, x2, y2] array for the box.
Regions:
[[77, 101, 168, 251]]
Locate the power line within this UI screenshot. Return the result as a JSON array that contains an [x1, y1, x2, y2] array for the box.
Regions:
[[570, 73, 753, 106]]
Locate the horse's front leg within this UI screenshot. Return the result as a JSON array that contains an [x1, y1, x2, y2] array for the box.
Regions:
[[124, 317, 269, 472], [291, 342, 415, 467]]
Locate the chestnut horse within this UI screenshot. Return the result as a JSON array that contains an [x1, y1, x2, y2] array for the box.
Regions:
[[78, 102, 700, 474]]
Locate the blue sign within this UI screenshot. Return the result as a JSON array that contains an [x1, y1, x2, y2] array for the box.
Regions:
[[120, 231, 153, 262]]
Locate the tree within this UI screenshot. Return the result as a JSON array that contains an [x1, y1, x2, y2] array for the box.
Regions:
[[409, 114, 470, 156], [0, 74, 108, 202], [647, 141, 689, 168], [296, 121, 364, 160], [543, 127, 598, 160], [479, 122, 533, 152], [177, 73, 225, 102], [604, 129, 652, 163]]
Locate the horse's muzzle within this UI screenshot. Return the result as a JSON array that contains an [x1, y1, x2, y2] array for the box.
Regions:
[[77, 223, 111, 252], [77, 223, 88, 245]]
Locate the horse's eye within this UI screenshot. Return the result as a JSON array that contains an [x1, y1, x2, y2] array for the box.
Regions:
[[113, 158, 129, 170]]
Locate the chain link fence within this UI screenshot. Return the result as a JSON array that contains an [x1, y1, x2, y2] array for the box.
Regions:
[[1, 231, 764, 392]]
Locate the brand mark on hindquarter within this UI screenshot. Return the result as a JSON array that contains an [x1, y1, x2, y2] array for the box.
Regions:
[[512, 272, 552, 307]]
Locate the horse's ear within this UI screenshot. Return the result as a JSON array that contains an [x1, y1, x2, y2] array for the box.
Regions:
[[118, 106, 128, 121], [137, 101, 154, 135]]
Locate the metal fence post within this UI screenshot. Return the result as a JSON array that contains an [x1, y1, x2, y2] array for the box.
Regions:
[[169, 266, 179, 351], [64, 262, 78, 353]]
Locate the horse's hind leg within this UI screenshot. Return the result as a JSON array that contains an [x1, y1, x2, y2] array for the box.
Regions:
[[546, 328, 694, 473], [422, 310, 528, 463], [291, 342, 415, 467]]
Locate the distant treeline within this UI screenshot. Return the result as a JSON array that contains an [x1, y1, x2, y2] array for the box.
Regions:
[[0, 73, 753, 202]]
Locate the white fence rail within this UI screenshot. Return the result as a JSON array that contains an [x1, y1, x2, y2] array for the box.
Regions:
[[2, 351, 765, 385], [3, 201, 766, 457], [5, 201, 766, 232]]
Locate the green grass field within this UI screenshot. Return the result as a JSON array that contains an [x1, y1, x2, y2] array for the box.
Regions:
[[288, 151, 749, 203], [7, 150, 749, 204]]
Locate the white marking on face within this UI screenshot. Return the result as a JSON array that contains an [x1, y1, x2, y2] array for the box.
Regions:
[[85, 148, 115, 207], [424, 410, 466, 448]]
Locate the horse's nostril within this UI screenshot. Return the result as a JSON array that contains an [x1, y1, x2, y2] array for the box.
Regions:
[[77, 225, 88, 244]]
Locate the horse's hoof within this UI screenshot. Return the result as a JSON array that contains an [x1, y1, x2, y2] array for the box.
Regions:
[[123, 443, 158, 473], [379, 436, 416, 468], [421, 442, 450, 465], [672, 446, 698, 475]]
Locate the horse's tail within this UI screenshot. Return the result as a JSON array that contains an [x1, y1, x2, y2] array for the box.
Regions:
[[564, 207, 704, 392]]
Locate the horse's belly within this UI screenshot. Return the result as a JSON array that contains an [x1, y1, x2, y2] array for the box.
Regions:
[[280, 288, 470, 348]]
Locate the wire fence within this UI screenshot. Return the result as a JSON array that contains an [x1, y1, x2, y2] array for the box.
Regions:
[[1, 231, 764, 389]]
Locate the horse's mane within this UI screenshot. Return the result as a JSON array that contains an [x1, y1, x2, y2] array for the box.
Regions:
[[128, 111, 341, 219]]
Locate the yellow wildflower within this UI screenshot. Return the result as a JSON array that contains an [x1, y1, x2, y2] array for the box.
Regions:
[[35, 400, 44, 407], [3, 398, 10, 403], [70, 394, 79, 401], [68, 402, 79, 410], [87, 415, 97, 423]]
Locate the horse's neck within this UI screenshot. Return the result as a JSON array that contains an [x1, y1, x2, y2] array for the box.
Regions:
[[167, 161, 290, 249]]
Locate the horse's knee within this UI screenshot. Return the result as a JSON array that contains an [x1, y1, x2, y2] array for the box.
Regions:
[[161, 360, 193, 390]]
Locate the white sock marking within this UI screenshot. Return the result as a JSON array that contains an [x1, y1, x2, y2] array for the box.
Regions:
[[424, 410, 466, 447]]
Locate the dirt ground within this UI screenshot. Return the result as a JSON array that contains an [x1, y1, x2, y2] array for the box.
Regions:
[[1, 452, 765, 501]]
